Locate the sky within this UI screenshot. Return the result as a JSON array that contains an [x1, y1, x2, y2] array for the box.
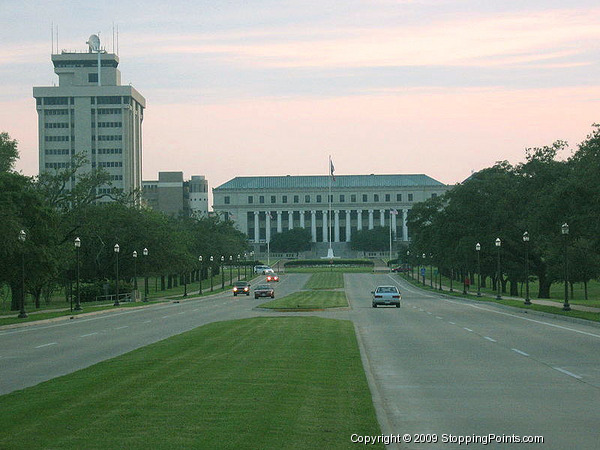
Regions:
[[2, 0, 600, 192]]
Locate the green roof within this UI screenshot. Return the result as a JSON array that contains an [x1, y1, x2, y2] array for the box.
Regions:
[[215, 174, 445, 191]]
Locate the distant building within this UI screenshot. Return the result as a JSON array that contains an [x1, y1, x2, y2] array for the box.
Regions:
[[33, 35, 145, 201], [212, 174, 449, 254], [142, 172, 209, 217]]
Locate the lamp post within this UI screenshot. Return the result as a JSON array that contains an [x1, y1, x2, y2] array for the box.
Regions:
[[221, 255, 225, 289], [198, 255, 203, 295], [476, 243, 481, 297], [74, 237, 82, 311], [406, 250, 410, 273], [143, 248, 149, 302], [114, 244, 120, 306], [562, 223, 570, 311], [229, 255, 233, 286], [133, 251, 138, 300], [523, 232, 531, 305], [495, 238, 502, 300], [210, 256, 214, 291], [422, 253, 426, 285], [429, 253, 433, 288], [237, 254, 241, 280], [18, 230, 28, 318], [244, 252, 248, 279]]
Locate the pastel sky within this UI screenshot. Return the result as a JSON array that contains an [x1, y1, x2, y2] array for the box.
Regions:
[[2, 0, 600, 194]]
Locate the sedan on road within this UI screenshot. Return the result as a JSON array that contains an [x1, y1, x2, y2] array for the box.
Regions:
[[266, 274, 279, 282], [372, 285, 401, 308], [254, 284, 275, 299], [232, 281, 251, 296]]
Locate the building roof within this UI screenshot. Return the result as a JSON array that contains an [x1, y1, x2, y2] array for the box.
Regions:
[[214, 174, 445, 191]]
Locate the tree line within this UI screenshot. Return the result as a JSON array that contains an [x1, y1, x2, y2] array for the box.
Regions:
[[0, 132, 249, 311], [406, 125, 600, 299]]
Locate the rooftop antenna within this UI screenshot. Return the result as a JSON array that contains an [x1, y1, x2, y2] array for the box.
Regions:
[[116, 24, 119, 55], [112, 23, 115, 53], [87, 33, 102, 86], [51, 23, 53, 54]]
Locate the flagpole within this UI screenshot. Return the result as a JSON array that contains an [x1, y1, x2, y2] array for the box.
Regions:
[[328, 155, 332, 254]]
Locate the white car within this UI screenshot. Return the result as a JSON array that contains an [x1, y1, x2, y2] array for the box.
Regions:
[[372, 285, 401, 308]]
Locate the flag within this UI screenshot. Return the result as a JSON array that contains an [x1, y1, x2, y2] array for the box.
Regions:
[[267, 212, 273, 220], [329, 156, 335, 181], [390, 209, 398, 215]]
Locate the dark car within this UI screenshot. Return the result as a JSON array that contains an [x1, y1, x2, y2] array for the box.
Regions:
[[266, 274, 279, 282], [233, 281, 250, 296], [391, 266, 410, 273], [254, 284, 275, 299]]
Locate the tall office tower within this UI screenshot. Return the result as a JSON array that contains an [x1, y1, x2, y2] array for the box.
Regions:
[[33, 34, 146, 201]]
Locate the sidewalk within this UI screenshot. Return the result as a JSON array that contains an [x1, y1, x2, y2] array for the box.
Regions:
[[404, 273, 600, 314]]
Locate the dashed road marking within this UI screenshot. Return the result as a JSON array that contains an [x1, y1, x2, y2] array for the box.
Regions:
[[115, 326, 128, 330], [484, 336, 497, 342], [35, 342, 57, 349], [512, 348, 529, 357], [553, 367, 582, 380], [463, 327, 473, 332], [80, 332, 98, 337]]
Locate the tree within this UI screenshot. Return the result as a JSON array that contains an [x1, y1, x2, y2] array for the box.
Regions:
[[0, 132, 19, 173], [351, 227, 390, 251], [270, 228, 311, 254]]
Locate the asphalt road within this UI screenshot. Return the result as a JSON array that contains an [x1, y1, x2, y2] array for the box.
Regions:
[[2, 272, 600, 449]]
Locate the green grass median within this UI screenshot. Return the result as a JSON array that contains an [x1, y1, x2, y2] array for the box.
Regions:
[[260, 291, 348, 310], [0, 317, 382, 449], [304, 272, 344, 290]]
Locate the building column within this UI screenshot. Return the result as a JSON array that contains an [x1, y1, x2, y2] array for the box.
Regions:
[[345, 210, 351, 242], [276, 211, 282, 233], [300, 210, 305, 229], [288, 210, 294, 230], [391, 210, 397, 240], [357, 210, 363, 231], [403, 209, 409, 241], [266, 212, 271, 243], [368, 210, 374, 230], [254, 211, 260, 242], [322, 210, 328, 243], [380, 209, 385, 227], [334, 210, 340, 242], [311, 210, 317, 242]]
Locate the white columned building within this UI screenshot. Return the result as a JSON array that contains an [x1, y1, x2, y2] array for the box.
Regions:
[[212, 174, 449, 254]]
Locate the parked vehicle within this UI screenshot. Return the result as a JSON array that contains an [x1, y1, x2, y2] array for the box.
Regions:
[[233, 281, 251, 296], [372, 285, 401, 307], [254, 284, 275, 299], [391, 266, 410, 273]]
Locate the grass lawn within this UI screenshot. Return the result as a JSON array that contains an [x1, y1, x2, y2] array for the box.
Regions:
[[0, 317, 382, 449], [304, 272, 345, 290], [260, 291, 348, 309], [285, 267, 373, 273]]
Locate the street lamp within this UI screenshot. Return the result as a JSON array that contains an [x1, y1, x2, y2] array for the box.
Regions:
[[523, 232, 531, 305], [210, 256, 214, 291], [244, 252, 248, 279], [422, 253, 426, 285], [237, 254, 241, 280], [229, 255, 233, 286], [132, 251, 138, 298], [221, 255, 225, 289], [476, 243, 481, 297], [198, 255, 203, 295], [562, 223, 570, 311], [429, 253, 433, 288], [495, 238, 502, 300], [143, 248, 149, 302], [18, 230, 27, 318], [74, 237, 82, 311], [114, 244, 120, 306]]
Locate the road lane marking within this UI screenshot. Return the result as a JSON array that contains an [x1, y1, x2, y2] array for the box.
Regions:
[[143, 320, 152, 324], [35, 343, 57, 349], [463, 327, 474, 332], [442, 298, 600, 339], [449, 321, 456, 325], [484, 336, 497, 342], [512, 348, 529, 357], [436, 316, 443, 320], [115, 326, 129, 330], [553, 367, 582, 379], [80, 332, 98, 337]]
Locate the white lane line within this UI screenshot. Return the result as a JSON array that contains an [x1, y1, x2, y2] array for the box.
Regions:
[[553, 367, 583, 380], [35, 342, 57, 349], [427, 312, 432, 315], [80, 332, 98, 337], [436, 316, 443, 320], [512, 348, 529, 357], [449, 321, 456, 325], [161, 315, 171, 319], [463, 327, 474, 332], [115, 326, 129, 330], [484, 336, 497, 342], [143, 320, 152, 324], [442, 298, 600, 339]]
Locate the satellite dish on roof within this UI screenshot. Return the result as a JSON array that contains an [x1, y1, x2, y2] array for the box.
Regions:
[[87, 34, 100, 52]]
